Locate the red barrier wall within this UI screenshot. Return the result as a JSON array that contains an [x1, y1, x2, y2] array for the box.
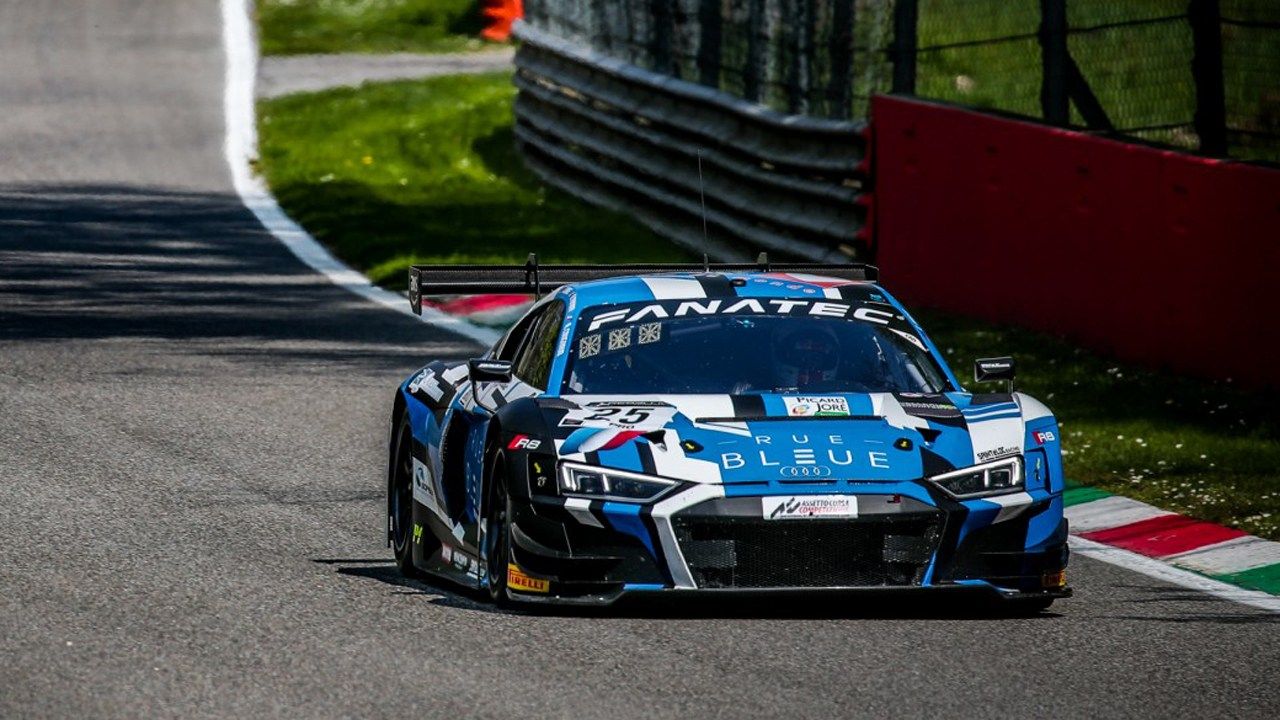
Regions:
[[873, 95, 1280, 387]]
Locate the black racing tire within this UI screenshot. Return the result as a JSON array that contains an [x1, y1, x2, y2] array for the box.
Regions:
[[389, 414, 424, 579], [484, 453, 514, 607]]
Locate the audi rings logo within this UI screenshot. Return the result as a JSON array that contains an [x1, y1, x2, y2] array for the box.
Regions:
[[780, 465, 833, 478]]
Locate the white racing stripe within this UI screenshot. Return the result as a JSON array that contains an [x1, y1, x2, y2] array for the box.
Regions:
[[965, 414, 1024, 463], [219, 0, 500, 346], [640, 277, 706, 300], [1070, 536, 1280, 614], [985, 492, 1034, 523], [563, 498, 604, 528], [651, 484, 725, 588]]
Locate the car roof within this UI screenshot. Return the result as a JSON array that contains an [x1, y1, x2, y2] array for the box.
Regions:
[[558, 271, 883, 309]]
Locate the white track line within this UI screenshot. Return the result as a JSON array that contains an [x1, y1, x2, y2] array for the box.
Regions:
[[219, 0, 500, 346], [1070, 536, 1280, 614], [221, 0, 1278, 613]]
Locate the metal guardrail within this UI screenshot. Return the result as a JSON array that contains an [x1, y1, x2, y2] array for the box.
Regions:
[[511, 22, 871, 263]]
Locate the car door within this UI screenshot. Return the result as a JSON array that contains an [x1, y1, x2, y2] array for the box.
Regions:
[[441, 301, 566, 568]]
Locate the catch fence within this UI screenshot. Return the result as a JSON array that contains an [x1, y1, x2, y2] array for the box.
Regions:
[[514, 1, 1277, 262]]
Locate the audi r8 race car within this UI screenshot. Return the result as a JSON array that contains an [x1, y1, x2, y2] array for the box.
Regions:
[[387, 256, 1070, 610]]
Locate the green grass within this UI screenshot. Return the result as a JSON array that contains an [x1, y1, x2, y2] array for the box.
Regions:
[[913, 0, 1279, 159], [256, 75, 1278, 539], [919, 310, 1280, 540], [258, 0, 489, 55], [256, 73, 689, 287]]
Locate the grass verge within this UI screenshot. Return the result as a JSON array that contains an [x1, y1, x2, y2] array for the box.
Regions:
[[256, 75, 1278, 539], [920, 311, 1279, 540], [259, 0, 489, 55], [256, 73, 689, 287]]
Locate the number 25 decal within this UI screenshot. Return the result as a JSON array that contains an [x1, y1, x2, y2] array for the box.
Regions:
[[585, 407, 652, 425]]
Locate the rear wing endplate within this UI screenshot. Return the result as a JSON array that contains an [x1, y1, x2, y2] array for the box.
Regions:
[[408, 253, 878, 315]]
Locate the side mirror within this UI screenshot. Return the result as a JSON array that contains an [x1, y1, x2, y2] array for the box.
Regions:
[[469, 358, 514, 384], [468, 359, 513, 412], [974, 357, 1016, 392]]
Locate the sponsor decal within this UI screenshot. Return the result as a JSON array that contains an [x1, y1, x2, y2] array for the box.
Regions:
[[719, 433, 893, 472], [411, 460, 441, 511], [556, 319, 573, 356], [607, 327, 632, 351], [507, 435, 542, 451], [976, 446, 1020, 461], [412, 523, 423, 545], [584, 299, 899, 333], [779, 465, 833, 478], [890, 328, 927, 351], [530, 459, 553, 491], [638, 322, 662, 344], [579, 333, 602, 359], [900, 401, 955, 412], [763, 495, 858, 520], [559, 401, 677, 429], [783, 396, 851, 418], [1033, 430, 1057, 445], [441, 544, 453, 563], [507, 564, 550, 593]]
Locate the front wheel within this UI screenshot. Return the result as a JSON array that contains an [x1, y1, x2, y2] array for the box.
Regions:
[[484, 454, 513, 606], [389, 416, 424, 579]]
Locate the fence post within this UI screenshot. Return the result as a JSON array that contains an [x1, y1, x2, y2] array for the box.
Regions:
[[1039, 0, 1069, 125], [890, 0, 917, 94], [652, 0, 676, 75], [1189, 0, 1228, 156], [697, 0, 722, 87], [799, 0, 816, 113], [744, 0, 766, 102], [589, 0, 609, 52], [785, 0, 814, 114], [827, 0, 854, 119]]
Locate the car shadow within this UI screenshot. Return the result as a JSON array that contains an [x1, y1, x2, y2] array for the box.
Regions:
[[314, 557, 500, 612], [313, 558, 1062, 621]]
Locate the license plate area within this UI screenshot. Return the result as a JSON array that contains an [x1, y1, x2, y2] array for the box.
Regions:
[[762, 495, 858, 520]]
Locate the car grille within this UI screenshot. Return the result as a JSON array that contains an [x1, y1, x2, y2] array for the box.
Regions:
[[672, 514, 944, 589]]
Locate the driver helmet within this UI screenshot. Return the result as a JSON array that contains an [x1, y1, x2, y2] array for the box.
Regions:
[[773, 326, 841, 389]]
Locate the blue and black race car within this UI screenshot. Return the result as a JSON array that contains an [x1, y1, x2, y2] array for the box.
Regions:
[[388, 257, 1070, 610]]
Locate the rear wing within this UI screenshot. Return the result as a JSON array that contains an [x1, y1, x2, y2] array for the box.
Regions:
[[408, 253, 878, 315]]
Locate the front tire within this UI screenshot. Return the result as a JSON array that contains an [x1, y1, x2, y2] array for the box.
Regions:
[[484, 453, 513, 606], [389, 415, 424, 579]]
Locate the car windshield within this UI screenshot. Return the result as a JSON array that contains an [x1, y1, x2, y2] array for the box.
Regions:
[[562, 299, 950, 395]]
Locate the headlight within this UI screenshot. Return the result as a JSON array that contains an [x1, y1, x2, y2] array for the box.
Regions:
[[558, 461, 677, 502], [928, 457, 1023, 498]]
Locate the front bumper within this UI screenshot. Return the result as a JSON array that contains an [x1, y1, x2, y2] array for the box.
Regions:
[[504, 482, 1070, 606]]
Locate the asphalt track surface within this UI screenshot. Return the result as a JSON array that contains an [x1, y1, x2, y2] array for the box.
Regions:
[[256, 49, 516, 98], [0, 3, 1276, 718]]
